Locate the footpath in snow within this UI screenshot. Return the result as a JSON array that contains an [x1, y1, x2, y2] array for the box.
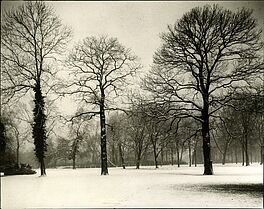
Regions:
[[1, 163, 263, 208]]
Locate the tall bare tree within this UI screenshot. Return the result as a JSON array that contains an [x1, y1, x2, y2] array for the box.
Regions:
[[1, 1, 71, 175], [145, 4, 264, 174], [127, 108, 149, 169], [65, 36, 140, 175]]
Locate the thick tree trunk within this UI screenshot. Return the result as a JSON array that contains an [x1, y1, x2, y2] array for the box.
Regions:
[[118, 143, 125, 169], [202, 104, 213, 175], [40, 158, 46, 176], [33, 82, 47, 176], [154, 157, 158, 168], [136, 158, 140, 169], [100, 100, 108, 175]]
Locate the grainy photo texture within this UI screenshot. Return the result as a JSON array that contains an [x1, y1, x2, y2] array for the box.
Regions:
[[0, 1, 263, 208]]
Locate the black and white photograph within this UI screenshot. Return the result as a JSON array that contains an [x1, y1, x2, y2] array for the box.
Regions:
[[0, 1, 263, 208]]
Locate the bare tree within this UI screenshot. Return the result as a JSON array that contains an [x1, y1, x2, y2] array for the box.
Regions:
[[68, 115, 90, 169], [145, 5, 264, 174], [65, 36, 140, 175], [1, 2, 71, 175], [142, 103, 172, 168], [107, 112, 127, 169]]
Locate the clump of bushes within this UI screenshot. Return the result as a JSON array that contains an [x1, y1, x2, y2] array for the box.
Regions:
[[0, 163, 36, 176]]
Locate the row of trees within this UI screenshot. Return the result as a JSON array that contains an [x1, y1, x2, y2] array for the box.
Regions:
[[42, 93, 263, 170], [1, 2, 263, 176]]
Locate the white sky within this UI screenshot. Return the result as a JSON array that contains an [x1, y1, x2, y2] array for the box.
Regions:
[[1, 1, 264, 115], [50, 1, 264, 71], [2, 1, 263, 72]]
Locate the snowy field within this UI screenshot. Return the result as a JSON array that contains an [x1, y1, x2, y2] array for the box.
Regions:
[[1, 163, 263, 208]]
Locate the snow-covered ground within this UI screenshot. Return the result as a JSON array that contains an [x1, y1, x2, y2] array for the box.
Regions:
[[1, 163, 263, 208]]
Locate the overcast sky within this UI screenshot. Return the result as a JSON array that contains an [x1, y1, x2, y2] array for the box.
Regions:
[[1, 1, 264, 115], [2, 1, 264, 72], [51, 1, 264, 71]]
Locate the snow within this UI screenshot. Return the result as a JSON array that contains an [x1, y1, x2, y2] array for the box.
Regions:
[[1, 163, 263, 208]]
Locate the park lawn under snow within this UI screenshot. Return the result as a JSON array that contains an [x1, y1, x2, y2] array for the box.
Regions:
[[1, 163, 263, 209]]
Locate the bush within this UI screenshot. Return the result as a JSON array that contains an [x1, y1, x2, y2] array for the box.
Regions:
[[0, 163, 36, 176]]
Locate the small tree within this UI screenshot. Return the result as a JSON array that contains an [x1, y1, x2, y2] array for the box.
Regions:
[[68, 116, 90, 169], [65, 36, 140, 175], [145, 4, 264, 175], [107, 112, 127, 169]]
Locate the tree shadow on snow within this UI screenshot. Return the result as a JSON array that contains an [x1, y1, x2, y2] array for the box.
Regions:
[[199, 183, 263, 197]]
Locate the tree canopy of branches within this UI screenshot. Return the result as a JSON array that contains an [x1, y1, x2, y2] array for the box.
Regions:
[[145, 4, 264, 175], [1, 1, 71, 175], [66, 36, 140, 175]]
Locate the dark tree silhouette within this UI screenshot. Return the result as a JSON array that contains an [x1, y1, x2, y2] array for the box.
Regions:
[[65, 36, 140, 175], [0, 118, 7, 165], [1, 2, 71, 175], [145, 4, 264, 175]]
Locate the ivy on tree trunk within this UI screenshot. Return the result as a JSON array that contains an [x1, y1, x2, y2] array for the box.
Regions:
[[32, 83, 47, 176]]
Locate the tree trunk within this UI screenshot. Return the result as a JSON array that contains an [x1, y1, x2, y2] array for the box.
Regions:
[[260, 145, 263, 165], [250, 149, 253, 164], [0, 118, 7, 166], [100, 99, 108, 175], [136, 158, 140, 169], [152, 142, 158, 168], [222, 143, 228, 165], [165, 149, 168, 163], [40, 158, 46, 176], [154, 156, 158, 168], [16, 145, 19, 167], [176, 147, 180, 167], [188, 141, 191, 167], [118, 143, 125, 169], [245, 134, 249, 166], [194, 149, 197, 167], [170, 147, 174, 166], [32, 82, 47, 176], [201, 103, 213, 175], [73, 155, 76, 169], [192, 141, 197, 167], [16, 134, 20, 167], [242, 143, 245, 166]]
